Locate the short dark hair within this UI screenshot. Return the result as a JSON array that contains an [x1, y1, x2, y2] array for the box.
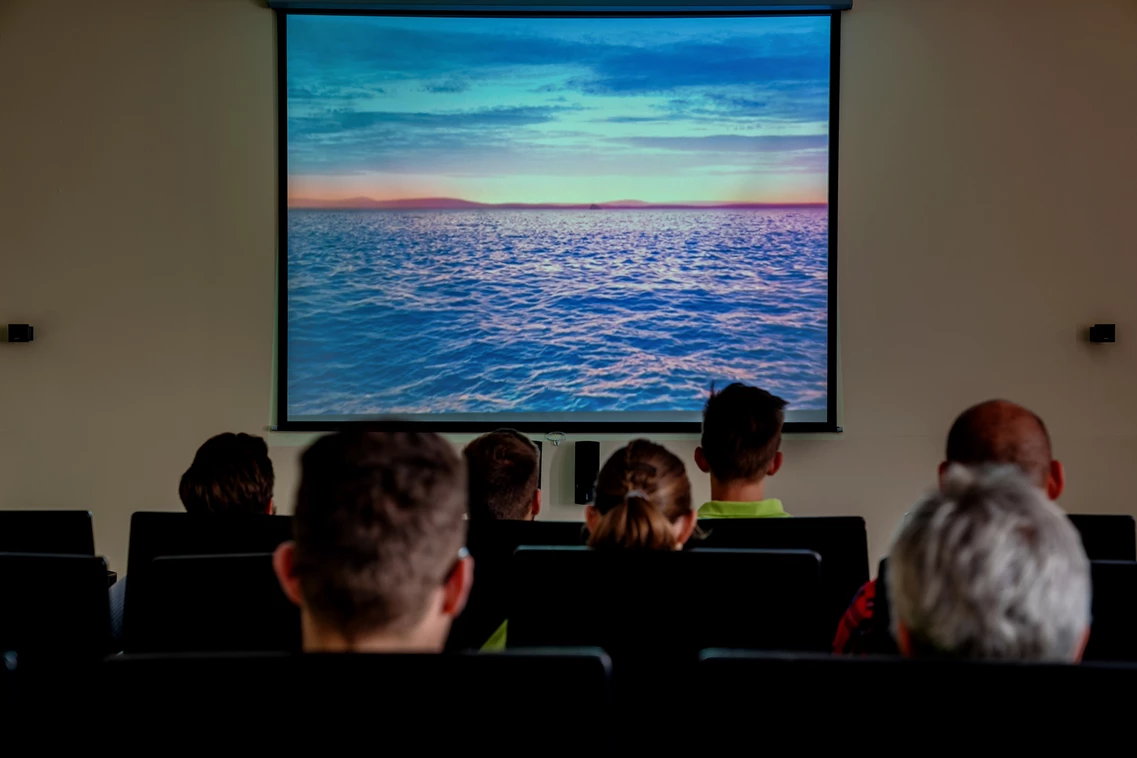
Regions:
[[945, 400, 1053, 488], [699, 383, 788, 483], [179, 433, 274, 515], [292, 431, 467, 639], [464, 429, 540, 521]]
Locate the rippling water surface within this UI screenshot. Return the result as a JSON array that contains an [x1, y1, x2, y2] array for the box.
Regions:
[[287, 209, 829, 416]]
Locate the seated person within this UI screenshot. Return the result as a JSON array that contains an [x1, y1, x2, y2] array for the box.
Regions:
[[695, 383, 790, 518], [889, 464, 1090, 661], [109, 432, 276, 645], [833, 398, 1066, 654], [273, 431, 473, 652], [463, 429, 541, 521], [482, 438, 695, 649]]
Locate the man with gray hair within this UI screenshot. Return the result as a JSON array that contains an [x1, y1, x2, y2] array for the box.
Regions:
[[889, 465, 1091, 661]]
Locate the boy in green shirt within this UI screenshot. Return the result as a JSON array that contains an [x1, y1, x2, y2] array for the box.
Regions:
[[694, 383, 790, 519]]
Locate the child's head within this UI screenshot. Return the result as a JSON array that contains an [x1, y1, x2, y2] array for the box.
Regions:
[[696, 383, 787, 486], [179, 432, 275, 515], [585, 439, 694, 551], [463, 429, 541, 521], [273, 431, 472, 652]]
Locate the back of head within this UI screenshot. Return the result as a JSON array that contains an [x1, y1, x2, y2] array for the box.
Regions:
[[700, 383, 787, 483], [292, 431, 467, 640], [889, 465, 1090, 662], [463, 429, 539, 521], [946, 400, 1053, 488], [588, 439, 692, 551], [179, 433, 274, 515]]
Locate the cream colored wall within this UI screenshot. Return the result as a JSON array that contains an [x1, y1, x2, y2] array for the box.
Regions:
[[1, 0, 1136, 575]]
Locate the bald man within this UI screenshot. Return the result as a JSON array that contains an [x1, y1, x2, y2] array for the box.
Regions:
[[832, 399, 1066, 655]]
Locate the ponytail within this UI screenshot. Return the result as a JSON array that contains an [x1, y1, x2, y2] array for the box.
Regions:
[[587, 491, 680, 551]]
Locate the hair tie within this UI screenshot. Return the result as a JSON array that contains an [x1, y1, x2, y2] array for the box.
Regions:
[[625, 489, 648, 501]]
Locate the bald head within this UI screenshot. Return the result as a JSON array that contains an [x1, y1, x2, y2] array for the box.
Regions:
[[945, 400, 1054, 489]]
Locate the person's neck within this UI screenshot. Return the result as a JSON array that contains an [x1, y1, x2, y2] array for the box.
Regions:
[[302, 614, 443, 654], [710, 476, 770, 504]]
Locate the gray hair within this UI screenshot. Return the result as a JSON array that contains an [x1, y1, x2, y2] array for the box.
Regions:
[[888, 465, 1090, 662]]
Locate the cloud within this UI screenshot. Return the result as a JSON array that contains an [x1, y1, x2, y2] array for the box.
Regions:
[[285, 16, 832, 182], [617, 135, 829, 153], [422, 78, 471, 94], [570, 43, 828, 96], [290, 104, 571, 139]]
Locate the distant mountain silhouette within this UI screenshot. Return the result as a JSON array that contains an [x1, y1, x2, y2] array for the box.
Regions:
[[288, 196, 827, 211]]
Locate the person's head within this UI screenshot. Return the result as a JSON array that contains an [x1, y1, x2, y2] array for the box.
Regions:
[[179, 433, 275, 515], [585, 439, 695, 551], [463, 429, 541, 521], [941, 399, 1064, 500], [695, 383, 787, 488], [272, 431, 472, 653], [890, 465, 1091, 662]]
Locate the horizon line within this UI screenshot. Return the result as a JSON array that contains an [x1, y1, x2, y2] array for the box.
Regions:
[[287, 195, 829, 210]]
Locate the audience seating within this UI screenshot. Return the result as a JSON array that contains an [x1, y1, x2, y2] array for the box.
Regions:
[[122, 512, 293, 650], [697, 651, 1137, 740], [446, 520, 587, 651], [127, 553, 300, 654], [1083, 560, 1137, 662], [0, 510, 95, 555], [693, 515, 869, 629], [0, 553, 111, 660], [1068, 514, 1136, 561], [508, 547, 824, 693]]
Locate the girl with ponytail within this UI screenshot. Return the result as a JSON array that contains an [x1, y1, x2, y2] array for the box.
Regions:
[[481, 439, 695, 651], [586, 439, 696, 551]]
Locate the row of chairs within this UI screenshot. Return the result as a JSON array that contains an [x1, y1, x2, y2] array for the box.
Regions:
[[1, 510, 1134, 661], [4, 650, 1136, 743]]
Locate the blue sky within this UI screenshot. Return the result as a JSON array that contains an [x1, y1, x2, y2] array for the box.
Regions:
[[287, 15, 831, 204]]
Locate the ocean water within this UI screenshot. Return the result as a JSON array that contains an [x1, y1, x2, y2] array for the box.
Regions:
[[287, 209, 829, 416]]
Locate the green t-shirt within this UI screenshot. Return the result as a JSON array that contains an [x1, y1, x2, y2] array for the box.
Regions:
[[482, 620, 508, 652], [698, 499, 790, 519]]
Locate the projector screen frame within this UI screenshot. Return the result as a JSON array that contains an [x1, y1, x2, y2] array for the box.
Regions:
[[274, 7, 841, 434]]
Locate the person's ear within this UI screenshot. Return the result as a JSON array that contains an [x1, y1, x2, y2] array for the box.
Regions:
[[267, 499, 276, 516], [1074, 626, 1090, 663], [442, 554, 474, 618], [531, 489, 542, 520], [272, 541, 303, 607], [1047, 460, 1066, 501], [768, 451, 784, 477], [673, 511, 698, 548], [895, 623, 913, 658], [937, 461, 950, 491], [585, 505, 601, 533], [694, 447, 711, 474]]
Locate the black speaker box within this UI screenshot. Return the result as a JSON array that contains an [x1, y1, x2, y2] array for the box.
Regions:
[[574, 441, 600, 505]]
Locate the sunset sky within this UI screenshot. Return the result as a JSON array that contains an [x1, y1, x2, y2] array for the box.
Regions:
[[287, 15, 831, 205]]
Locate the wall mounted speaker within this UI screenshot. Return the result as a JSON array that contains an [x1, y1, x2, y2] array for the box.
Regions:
[[574, 441, 600, 505]]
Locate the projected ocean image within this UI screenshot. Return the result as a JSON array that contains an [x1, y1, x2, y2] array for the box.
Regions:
[[286, 15, 831, 416]]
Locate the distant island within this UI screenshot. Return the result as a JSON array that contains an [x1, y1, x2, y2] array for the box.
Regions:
[[288, 196, 827, 211]]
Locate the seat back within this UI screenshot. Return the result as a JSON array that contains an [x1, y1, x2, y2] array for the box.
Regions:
[[697, 651, 1137, 741], [0, 553, 111, 660], [693, 516, 869, 627], [446, 520, 587, 651], [0, 511, 95, 555], [1084, 560, 1137, 662], [1069, 514, 1136, 561], [127, 553, 300, 654], [509, 547, 825, 659], [100, 649, 611, 744], [123, 512, 293, 650]]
